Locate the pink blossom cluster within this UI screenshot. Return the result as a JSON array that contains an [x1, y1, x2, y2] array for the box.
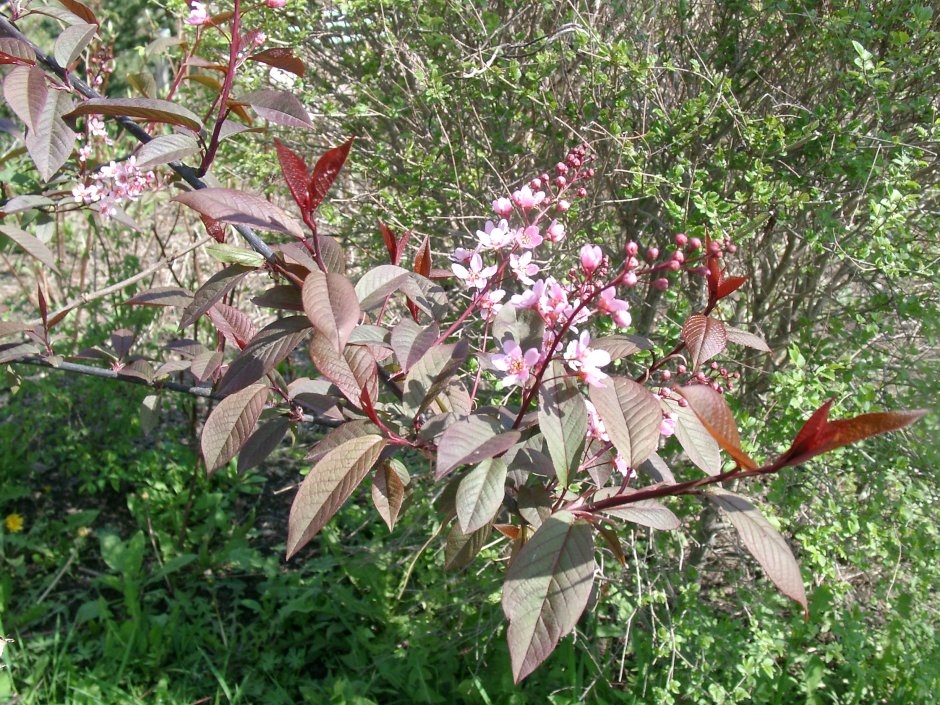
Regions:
[[72, 156, 156, 221]]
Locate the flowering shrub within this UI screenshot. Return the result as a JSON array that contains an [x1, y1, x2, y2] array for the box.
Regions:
[[0, 0, 926, 683]]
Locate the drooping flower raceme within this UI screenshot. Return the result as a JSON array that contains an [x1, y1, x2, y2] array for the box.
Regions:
[[491, 339, 541, 388]]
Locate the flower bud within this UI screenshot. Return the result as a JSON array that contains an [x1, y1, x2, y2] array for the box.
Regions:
[[646, 246, 659, 261], [667, 260, 681, 271], [653, 277, 669, 290], [580, 244, 603, 274], [266, 0, 287, 6], [626, 241, 639, 256], [677, 364, 687, 374], [675, 232, 688, 247], [689, 237, 702, 250], [708, 240, 722, 255], [672, 250, 685, 263], [576, 187, 588, 197], [623, 272, 638, 287], [555, 175, 567, 188], [626, 256, 639, 269], [556, 199, 571, 212], [556, 162, 569, 175]]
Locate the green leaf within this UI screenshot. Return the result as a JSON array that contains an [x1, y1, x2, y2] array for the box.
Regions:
[[538, 361, 587, 486], [205, 243, 266, 268], [502, 511, 595, 683], [286, 434, 386, 558], [456, 458, 508, 533]]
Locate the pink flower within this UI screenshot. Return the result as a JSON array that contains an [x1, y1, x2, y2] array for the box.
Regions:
[[613, 454, 630, 477], [564, 331, 611, 387], [659, 411, 677, 437], [492, 339, 540, 388], [72, 182, 100, 203], [451, 247, 474, 263], [596, 287, 631, 328], [580, 244, 603, 274], [510, 251, 539, 285], [185, 1, 211, 25], [477, 219, 513, 250], [77, 144, 92, 162], [492, 197, 513, 217], [545, 219, 566, 243], [452, 253, 497, 289], [265, 0, 287, 6], [478, 289, 505, 320], [584, 399, 609, 443], [511, 184, 545, 210], [515, 224, 543, 249], [556, 199, 571, 212], [510, 279, 546, 310]]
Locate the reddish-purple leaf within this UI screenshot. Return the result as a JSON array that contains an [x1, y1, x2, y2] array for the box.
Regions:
[[592, 488, 680, 530], [307, 137, 354, 215], [3, 65, 47, 132], [663, 398, 722, 475], [717, 275, 748, 300], [286, 434, 386, 558], [237, 416, 290, 472], [240, 89, 313, 129], [502, 511, 595, 683], [707, 488, 807, 613], [135, 133, 200, 169], [0, 224, 59, 273], [0, 341, 40, 363], [435, 414, 520, 480], [725, 327, 771, 353], [172, 188, 303, 238], [588, 376, 661, 468], [681, 314, 727, 370], [308, 332, 378, 407], [116, 359, 154, 383], [378, 220, 398, 264], [372, 458, 407, 531], [302, 270, 360, 353], [0, 38, 36, 66], [538, 360, 588, 486], [0, 322, 29, 339], [390, 319, 438, 373], [37, 284, 48, 329], [65, 97, 202, 132], [355, 264, 412, 310], [456, 457, 508, 534], [53, 23, 96, 68], [304, 420, 380, 464], [201, 383, 269, 473], [110, 328, 135, 360], [24, 90, 76, 182], [246, 47, 305, 77], [591, 334, 653, 361], [676, 385, 757, 470], [252, 285, 304, 311], [178, 265, 253, 330], [444, 522, 492, 570], [402, 339, 470, 420], [206, 302, 257, 349], [414, 235, 431, 277], [200, 214, 226, 243], [274, 138, 310, 214], [781, 401, 927, 467], [57, 0, 98, 25], [189, 349, 222, 382], [215, 316, 311, 396], [123, 286, 193, 308]]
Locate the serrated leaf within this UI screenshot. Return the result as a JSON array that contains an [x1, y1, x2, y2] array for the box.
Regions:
[[252, 285, 303, 311], [216, 316, 310, 396], [178, 264, 252, 330], [308, 137, 354, 214], [308, 332, 378, 407], [0, 38, 36, 65], [781, 400, 927, 467], [201, 383, 269, 473], [3, 65, 47, 132], [502, 511, 595, 683], [379, 220, 398, 263], [390, 319, 438, 373], [517, 484, 553, 530], [238, 416, 290, 472], [24, 89, 76, 182], [663, 398, 722, 475], [0, 225, 59, 272], [681, 314, 727, 370], [402, 339, 469, 420], [355, 264, 411, 310], [205, 302, 256, 349], [588, 376, 660, 468], [240, 89, 313, 129], [413, 235, 431, 277], [172, 188, 303, 238], [57, 0, 98, 25], [538, 361, 587, 487], [274, 138, 309, 214], [591, 334, 653, 360], [372, 459, 406, 531], [592, 488, 680, 530], [725, 327, 771, 353], [708, 488, 807, 612], [65, 97, 203, 132], [676, 385, 757, 470], [53, 22, 96, 67], [247, 47, 305, 77], [456, 458, 508, 533], [189, 349, 222, 382], [302, 270, 360, 353], [135, 133, 200, 169], [436, 414, 520, 480], [205, 243, 266, 268], [286, 434, 386, 558], [444, 521, 492, 570], [304, 420, 380, 464]]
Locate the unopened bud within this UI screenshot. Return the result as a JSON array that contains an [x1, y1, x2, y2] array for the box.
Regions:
[[626, 241, 639, 256], [675, 232, 688, 247], [653, 277, 669, 291], [623, 272, 638, 287], [689, 237, 702, 250], [555, 175, 567, 188], [576, 187, 587, 197], [646, 246, 659, 260]]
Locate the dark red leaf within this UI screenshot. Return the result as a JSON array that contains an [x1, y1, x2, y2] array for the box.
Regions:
[[781, 401, 926, 467], [307, 137, 354, 215], [274, 139, 310, 216], [37, 284, 48, 329], [681, 314, 727, 369], [246, 47, 305, 78], [414, 236, 431, 278], [706, 255, 721, 305], [200, 214, 226, 243], [717, 275, 748, 299], [676, 384, 757, 470], [379, 220, 398, 264]]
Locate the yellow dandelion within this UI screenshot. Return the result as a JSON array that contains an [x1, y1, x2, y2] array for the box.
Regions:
[[4, 513, 24, 533]]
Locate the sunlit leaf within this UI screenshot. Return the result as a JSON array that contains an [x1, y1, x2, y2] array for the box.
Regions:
[[302, 270, 360, 353], [24, 90, 76, 182], [435, 414, 520, 480], [247, 47, 305, 78], [538, 361, 587, 486], [444, 521, 492, 570], [201, 383, 269, 473], [3, 65, 47, 132], [178, 264, 253, 330], [725, 327, 771, 353], [676, 385, 757, 470], [172, 188, 303, 238], [402, 339, 469, 420], [53, 22, 96, 68], [681, 314, 727, 370], [663, 398, 722, 475], [135, 133, 200, 169], [456, 458, 508, 533], [240, 89, 313, 129], [0, 225, 59, 273], [589, 376, 660, 468], [592, 488, 680, 530], [372, 458, 407, 531], [308, 137, 354, 214], [216, 316, 311, 396], [391, 319, 438, 373], [65, 98, 203, 132]]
